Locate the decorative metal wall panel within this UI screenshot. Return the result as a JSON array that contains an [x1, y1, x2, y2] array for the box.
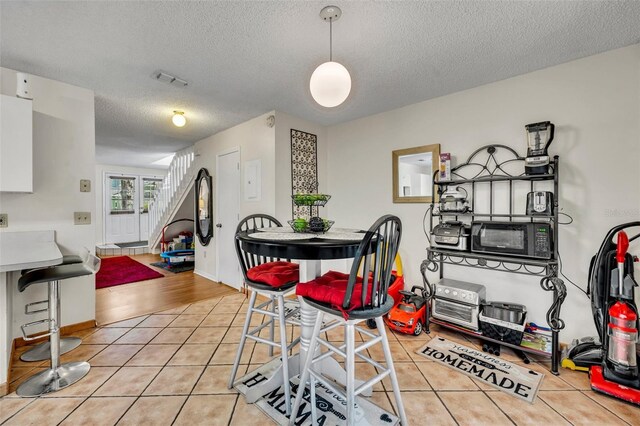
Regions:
[[291, 129, 318, 219]]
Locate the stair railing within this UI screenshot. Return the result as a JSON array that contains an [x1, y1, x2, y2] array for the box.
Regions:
[[147, 146, 196, 249]]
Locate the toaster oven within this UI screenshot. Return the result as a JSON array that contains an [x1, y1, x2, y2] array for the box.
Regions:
[[432, 278, 486, 330]]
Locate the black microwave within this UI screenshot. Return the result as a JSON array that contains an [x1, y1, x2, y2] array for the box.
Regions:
[[470, 221, 553, 259]]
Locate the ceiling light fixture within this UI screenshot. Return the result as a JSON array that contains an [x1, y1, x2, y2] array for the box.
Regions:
[[310, 6, 351, 108], [172, 111, 186, 127]]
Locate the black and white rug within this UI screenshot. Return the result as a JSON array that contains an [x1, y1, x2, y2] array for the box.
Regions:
[[235, 358, 399, 425], [417, 336, 544, 403]]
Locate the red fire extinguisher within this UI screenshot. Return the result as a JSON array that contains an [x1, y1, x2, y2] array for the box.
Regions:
[[607, 231, 639, 371]]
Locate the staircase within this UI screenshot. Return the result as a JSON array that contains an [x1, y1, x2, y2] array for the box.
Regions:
[[148, 146, 197, 252]]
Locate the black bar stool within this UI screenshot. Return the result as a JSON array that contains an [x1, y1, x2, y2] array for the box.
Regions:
[[19, 255, 83, 362], [16, 251, 101, 397]]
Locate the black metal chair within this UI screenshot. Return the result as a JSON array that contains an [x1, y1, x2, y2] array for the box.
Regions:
[[290, 215, 408, 425], [19, 255, 83, 362], [228, 214, 300, 416], [16, 250, 101, 397]]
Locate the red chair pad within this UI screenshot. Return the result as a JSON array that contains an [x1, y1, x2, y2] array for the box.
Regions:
[[246, 261, 299, 288], [296, 270, 371, 317]]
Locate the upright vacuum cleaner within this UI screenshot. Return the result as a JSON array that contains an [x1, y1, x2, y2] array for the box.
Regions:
[[565, 222, 640, 405], [590, 225, 640, 405]]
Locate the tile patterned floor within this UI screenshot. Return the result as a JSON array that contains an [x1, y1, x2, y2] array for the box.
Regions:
[[2, 292, 638, 425]]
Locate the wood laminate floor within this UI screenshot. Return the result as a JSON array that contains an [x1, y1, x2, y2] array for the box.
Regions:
[[95, 253, 237, 325]]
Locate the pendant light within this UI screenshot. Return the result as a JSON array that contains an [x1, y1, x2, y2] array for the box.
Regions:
[[310, 6, 351, 108]]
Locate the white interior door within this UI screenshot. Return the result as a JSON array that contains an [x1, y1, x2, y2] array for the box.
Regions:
[[216, 149, 241, 289], [105, 174, 140, 244], [139, 176, 163, 242]]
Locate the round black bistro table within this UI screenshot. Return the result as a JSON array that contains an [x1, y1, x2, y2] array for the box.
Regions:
[[235, 229, 376, 404], [236, 230, 364, 260]]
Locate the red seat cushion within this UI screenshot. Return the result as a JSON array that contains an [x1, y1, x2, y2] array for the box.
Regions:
[[296, 270, 371, 318], [246, 261, 299, 288]]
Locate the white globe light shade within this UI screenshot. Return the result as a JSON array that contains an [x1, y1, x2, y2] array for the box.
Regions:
[[172, 112, 186, 127], [310, 61, 351, 107]]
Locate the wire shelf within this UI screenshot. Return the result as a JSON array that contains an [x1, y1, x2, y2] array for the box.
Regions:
[[291, 194, 331, 207], [426, 249, 553, 276]]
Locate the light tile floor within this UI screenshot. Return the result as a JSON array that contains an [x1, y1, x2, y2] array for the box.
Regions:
[[2, 292, 638, 425]]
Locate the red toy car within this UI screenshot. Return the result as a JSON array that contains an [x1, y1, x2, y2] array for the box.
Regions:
[[384, 285, 428, 336]]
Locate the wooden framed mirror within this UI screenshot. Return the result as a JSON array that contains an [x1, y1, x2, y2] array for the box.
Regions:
[[392, 144, 440, 203], [195, 168, 213, 246]]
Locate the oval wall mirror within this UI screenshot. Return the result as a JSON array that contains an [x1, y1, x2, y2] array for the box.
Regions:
[[195, 168, 213, 246]]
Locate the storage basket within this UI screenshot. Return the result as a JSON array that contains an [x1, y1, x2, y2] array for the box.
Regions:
[[479, 313, 526, 346]]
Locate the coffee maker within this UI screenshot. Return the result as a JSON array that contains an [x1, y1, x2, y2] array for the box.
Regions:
[[524, 121, 555, 175]]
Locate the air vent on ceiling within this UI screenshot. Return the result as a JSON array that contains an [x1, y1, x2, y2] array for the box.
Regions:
[[152, 70, 188, 87]]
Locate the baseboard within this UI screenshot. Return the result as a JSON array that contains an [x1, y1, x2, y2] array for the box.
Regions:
[[1, 339, 14, 396], [13, 319, 96, 348], [194, 269, 217, 282], [193, 269, 243, 293]]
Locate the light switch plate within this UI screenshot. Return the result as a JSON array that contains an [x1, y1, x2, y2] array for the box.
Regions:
[[74, 212, 91, 225], [80, 179, 91, 192], [0, 214, 7, 228]]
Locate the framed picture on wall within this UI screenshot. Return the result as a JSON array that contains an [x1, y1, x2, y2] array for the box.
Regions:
[[290, 129, 318, 219]]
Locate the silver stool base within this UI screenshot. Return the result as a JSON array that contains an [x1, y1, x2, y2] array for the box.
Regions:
[[16, 361, 90, 397], [20, 337, 82, 362]]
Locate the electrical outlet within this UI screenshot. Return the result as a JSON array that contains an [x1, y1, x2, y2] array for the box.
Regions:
[[0, 213, 7, 228], [74, 212, 91, 225], [80, 179, 91, 192]]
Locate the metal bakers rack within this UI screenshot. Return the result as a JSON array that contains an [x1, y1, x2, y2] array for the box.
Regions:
[[425, 144, 567, 374]]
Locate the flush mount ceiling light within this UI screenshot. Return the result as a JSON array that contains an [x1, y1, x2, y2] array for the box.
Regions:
[[172, 111, 187, 127], [310, 6, 351, 108]]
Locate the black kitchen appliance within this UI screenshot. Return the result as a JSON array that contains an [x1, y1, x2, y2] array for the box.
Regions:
[[471, 221, 553, 259], [431, 221, 470, 251], [482, 302, 527, 323], [525, 121, 555, 175], [526, 191, 554, 216], [479, 301, 527, 346]]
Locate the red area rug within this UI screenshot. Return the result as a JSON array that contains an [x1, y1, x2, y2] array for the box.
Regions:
[[96, 256, 164, 289]]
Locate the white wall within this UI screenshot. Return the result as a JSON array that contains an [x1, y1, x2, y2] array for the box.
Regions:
[[167, 185, 195, 240], [0, 68, 97, 337], [193, 112, 276, 281], [326, 44, 640, 342], [274, 111, 328, 221], [94, 164, 166, 244]]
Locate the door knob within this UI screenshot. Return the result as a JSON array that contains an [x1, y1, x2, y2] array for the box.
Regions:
[[216, 223, 222, 228]]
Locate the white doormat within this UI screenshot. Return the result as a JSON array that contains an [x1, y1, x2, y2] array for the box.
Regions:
[[417, 336, 544, 403], [235, 358, 399, 425]]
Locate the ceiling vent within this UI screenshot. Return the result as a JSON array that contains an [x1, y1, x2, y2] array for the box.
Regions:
[[152, 70, 188, 87]]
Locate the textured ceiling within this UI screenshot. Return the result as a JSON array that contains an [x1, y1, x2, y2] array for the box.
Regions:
[[2, 1, 639, 168]]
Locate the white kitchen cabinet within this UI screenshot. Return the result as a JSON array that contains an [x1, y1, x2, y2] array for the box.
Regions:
[[0, 94, 33, 192]]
